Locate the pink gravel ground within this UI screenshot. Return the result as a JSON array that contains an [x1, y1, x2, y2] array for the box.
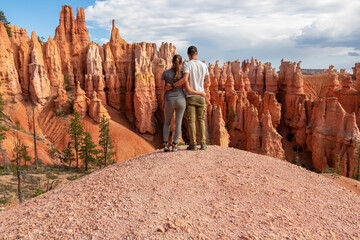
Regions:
[[0, 146, 359, 239]]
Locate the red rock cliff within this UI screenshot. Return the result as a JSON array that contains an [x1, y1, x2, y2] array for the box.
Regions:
[[1, 5, 360, 178]]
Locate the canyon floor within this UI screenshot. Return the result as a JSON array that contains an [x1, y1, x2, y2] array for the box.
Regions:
[[0, 165, 94, 211], [0, 146, 359, 240]]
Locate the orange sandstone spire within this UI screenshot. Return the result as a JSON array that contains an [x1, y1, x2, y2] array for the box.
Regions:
[[110, 19, 127, 44]]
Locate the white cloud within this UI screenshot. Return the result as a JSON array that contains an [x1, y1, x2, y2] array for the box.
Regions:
[[85, 0, 360, 70], [289, 0, 360, 70], [99, 38, 109, 44]]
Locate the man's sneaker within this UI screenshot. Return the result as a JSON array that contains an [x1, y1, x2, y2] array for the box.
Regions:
[[200, 143, 207, 150], [164, 144, 170, 152], [186, 144, 197, 151]]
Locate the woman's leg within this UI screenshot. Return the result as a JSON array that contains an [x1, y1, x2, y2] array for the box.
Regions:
[[173, 98, 186, 144], [163, 101, 175, 143]]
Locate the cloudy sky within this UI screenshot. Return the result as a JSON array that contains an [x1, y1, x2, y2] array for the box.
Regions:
[[2, 0, 360, 71]]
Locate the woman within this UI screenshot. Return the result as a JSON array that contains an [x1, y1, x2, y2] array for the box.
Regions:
[[162, 54, 206, 152]]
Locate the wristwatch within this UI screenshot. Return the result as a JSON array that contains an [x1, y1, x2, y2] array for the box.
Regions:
[[171, 82, 175, 89]]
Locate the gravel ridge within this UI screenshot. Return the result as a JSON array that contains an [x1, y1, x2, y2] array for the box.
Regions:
[[0, 146, 359, 239]]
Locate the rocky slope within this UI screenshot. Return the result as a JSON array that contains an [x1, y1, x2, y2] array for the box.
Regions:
[[0, 146, 359, 239], [1, 5, 360, 177]]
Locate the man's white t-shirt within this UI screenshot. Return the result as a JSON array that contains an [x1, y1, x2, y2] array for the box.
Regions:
[[183, 60, 209, 97]]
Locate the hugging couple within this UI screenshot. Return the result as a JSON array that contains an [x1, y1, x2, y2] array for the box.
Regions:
[[162, 46, 209, 152]]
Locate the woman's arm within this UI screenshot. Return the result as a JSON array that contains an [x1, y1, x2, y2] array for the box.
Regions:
[[183, 81, 206, 97], [165, 73, 189, 91], [161, 75, 166, 109]]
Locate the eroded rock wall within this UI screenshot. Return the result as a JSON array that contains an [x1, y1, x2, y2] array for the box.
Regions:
[[278, 61, 360, 177], [0, 22, 22, 98], [1, 5, 360, 177]]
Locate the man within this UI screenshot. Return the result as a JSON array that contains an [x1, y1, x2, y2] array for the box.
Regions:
[[166, 46, 209, 150]]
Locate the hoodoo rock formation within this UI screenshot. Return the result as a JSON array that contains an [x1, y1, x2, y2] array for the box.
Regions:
[[0, 22, 22, 98], [0, 5, 360, 177], [54, 6, 90, 87], [0, 6, 154, 165], [73, 81, 88, 118], [45, 36, 64, 88], [85, 43, 106, 103], [88, 91, 110, 123], [29, 31, 51, 105], [278, 62, 360, 177]]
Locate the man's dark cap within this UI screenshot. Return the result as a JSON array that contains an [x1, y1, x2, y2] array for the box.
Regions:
[[187, 46, 198, 54]]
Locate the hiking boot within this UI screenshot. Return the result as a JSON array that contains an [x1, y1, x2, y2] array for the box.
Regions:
[[186, 144, 197, 151], [200, 143, 207, 150], [163, 143, 170, 152], [172, 142, 179, 152]]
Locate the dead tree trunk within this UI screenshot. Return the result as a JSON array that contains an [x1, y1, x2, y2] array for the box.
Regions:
[[14, 124, 23, 203], [16, 155, 23, 204], [33, 107, 38, 169]]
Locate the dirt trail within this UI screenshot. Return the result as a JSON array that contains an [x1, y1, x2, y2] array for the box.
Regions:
[[0, 146, 359, 239]]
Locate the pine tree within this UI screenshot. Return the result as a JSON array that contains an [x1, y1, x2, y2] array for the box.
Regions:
[[68, 110, 84, 170], [98, 115, 115, 167], [356, 141, 360, 181], [62, 142, 75, 169], [37, 36, 45, 46], [80, 132, 97, 171], [0, 86, 9, 168], [0, 10, 12, 37], [20, 143, 31, 168]]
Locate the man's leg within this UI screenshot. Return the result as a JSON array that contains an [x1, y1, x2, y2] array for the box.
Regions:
[[195, 97, 206, 145], [185, 97, 197, 146]]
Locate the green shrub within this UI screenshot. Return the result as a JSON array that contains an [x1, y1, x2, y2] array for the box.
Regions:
[[64, 72, 73, 92], [65, 85, 73, 92], [353, 171, 360, 181], [45, 172, 58, 180], [355, 141, 360, 181], [48, 145, 59, 159], [34, 189, 43, 197], [55, 109, 67, 118], [0, 194, 12, 205], [322, 165, 341, 175], [226, 106, 236, 130], [66, 174, 78, 181]]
